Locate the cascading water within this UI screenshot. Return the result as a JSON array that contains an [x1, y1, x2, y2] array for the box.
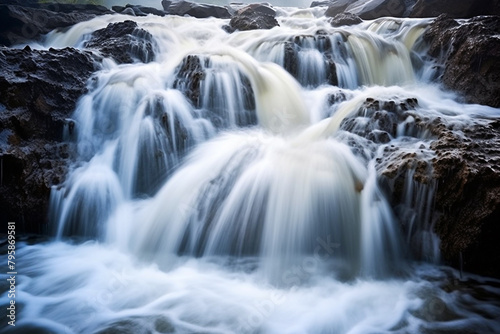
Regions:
[[3, 7, 500, 334]]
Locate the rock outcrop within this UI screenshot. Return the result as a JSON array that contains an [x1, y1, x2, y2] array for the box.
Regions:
[[324, 0, 352, 17], [330, 13, 363, 26], [0, 3, 112, 46], [0, 46, 99, 232], [410, 0, 500, 18], [424, 14, 500, 108], [85, 20, 156, 64], [112, 4, 166, 17], [430, 119, 500, 278], [162, 0, 231, 19], [228, 4, 279, 32]]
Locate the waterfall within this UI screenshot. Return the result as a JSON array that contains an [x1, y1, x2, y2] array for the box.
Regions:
[[45, 12, 444, 279], [13, 7, 500, 334]]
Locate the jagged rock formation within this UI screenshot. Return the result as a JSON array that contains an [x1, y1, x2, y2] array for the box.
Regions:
[[0, 3, 112, 46], [227, 4, 279, 32], [424, 14, 500, 108], [162, 0, 231, 19], [330, 13, 363, 26], [85, 20, 156, 64], [0, 47, 99, 232]]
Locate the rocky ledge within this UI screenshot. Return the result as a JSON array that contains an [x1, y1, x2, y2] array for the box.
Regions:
[[0, 47, 99, 232], [424, 14, 500, 108], [347, 96, 500, 278]]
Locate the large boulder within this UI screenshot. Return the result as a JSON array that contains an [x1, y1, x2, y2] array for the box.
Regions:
[[311, 1, 334, 7], [173, 54, 206, 107], [330, 13, 363, 26], [163, 0, 231, 19], [410, 0, 500, 18], [345, 0, 407, 19], [85, 20, 156, 64], [228, 4, 279, 32], [113, 4, 166, 17], [430, 120, 500, 278], [0, 46, 99, 232], [424, 15, 500, 108], [324, 0, 352, 17], [0, 4, 112, 46]]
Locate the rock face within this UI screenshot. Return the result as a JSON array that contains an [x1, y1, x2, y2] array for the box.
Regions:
[[351, 95, 500, 277], [163, 0, 231, 19], [228, 4, 279, 32], [113, 5, 166, 17], [174, 55, 206, 107], [324, 0, 352, 17], [424, 15, 500, 108], [0, 46, 99, 233], [85, 20, 156, 64], [430, 120, 500, 278], [330, 13, 363, 26], [0, 3, 112, 46], [410, 0, 500, 18]]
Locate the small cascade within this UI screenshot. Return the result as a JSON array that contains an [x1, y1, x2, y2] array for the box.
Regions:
[[46, 13, 447, 280]]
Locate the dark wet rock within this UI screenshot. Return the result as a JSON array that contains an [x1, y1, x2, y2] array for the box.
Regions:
[[311, 0, 334, 7], [228, 4, 279, 32], [283, 41, 298, 78], [374, 110, 500, 278], [340, 97, 423, 143], [424, 15, 500, 108], [0, 4, 111, 46], [346, 0, 406, 19], [0, 46, 99, 233], [85, 21, 156, 64], [174, 55, 206, 107], [430, 120, 500, 278], [121, 7, 136, 16], [410, 0, 500, 18], [133, 6, 166, 17], [163, 0, 231, 19], [235, 4, 276, 17], [324, 0, 352, 17], [330, 13, 363, 27], [114, 4, 166, 17]]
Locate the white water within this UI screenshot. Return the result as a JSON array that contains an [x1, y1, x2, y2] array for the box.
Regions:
[[5, 7, 500, 334]]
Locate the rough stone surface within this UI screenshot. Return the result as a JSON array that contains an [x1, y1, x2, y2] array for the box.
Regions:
[[410, 0, 500, 18], [311, 0, 334, 7], [424, 15, 500, 108], [430, 120, 500, 278], [330, 13, 363, 26], [85, 20, 156, 64], [324, 0, 352, 17], [0, 46, 99, 233], [228, 4, 279, 32], [164, 0, 231, 19], [173, 55, 206, 107], [0, 4, 112, 46], [114, 4, 166, 17]]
